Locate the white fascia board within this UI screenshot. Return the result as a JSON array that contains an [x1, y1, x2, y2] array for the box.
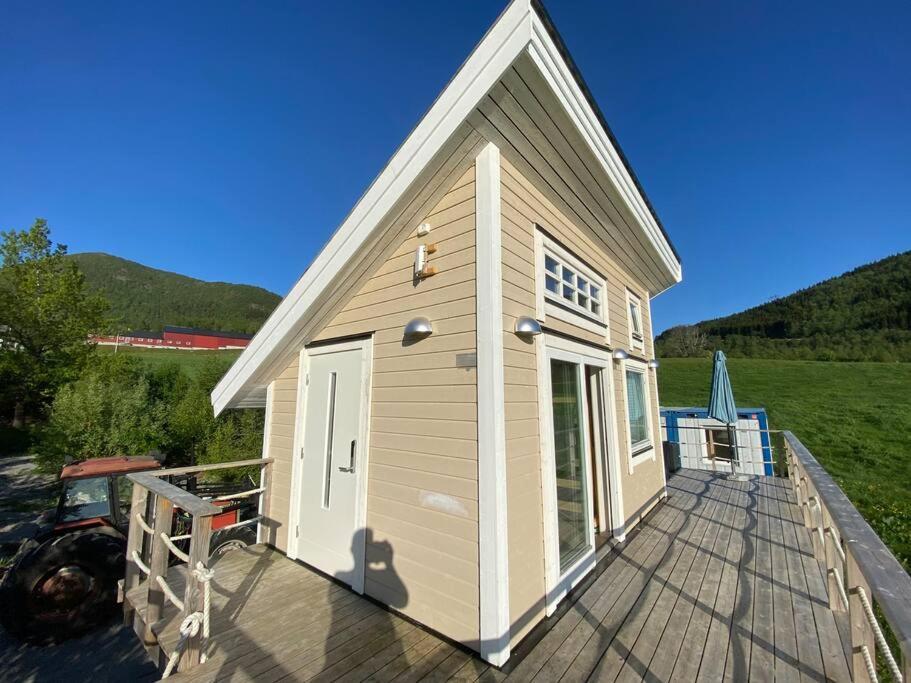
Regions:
[[526, 17, 682, 287], [211, 0, 534, 415]]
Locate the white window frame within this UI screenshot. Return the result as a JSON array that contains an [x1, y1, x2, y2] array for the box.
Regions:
[[626, 289, 645, 352], [534, 229, 609, 339], [621, 358, 655, 471]]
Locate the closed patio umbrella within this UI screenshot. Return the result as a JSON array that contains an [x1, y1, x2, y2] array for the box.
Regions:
[[707, 350, 741, 473]]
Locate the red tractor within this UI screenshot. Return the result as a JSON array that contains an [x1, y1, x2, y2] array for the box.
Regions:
[[0, 456, 256, 642]]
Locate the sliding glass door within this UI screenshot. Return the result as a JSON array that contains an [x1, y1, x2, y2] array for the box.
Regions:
[[549, 358, 591, 572]]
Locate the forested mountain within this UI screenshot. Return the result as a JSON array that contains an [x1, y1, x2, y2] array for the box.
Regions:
[[70, 253, 280, 334], [656, 251, 911, 361]]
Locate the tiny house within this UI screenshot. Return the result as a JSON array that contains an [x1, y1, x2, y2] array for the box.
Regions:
[[212, 0, 682, 666], [661, 407, 774, 476]]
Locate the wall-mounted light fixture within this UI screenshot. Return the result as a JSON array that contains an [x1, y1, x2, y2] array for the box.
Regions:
[[612, 348, 629, 361], [404, 317, 433, 339], [647, 359, 660, 370], [514, 316, 542, 338]]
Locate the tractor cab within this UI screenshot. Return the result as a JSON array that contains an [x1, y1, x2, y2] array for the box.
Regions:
[[54, 456, 162, 533]]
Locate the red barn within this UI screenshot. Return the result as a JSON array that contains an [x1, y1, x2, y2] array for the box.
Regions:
[[161, 326, 253, 349], [92, 326, 253, 350]]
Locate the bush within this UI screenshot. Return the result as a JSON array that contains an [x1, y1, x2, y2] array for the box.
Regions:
[[34, 353, 263, 480]]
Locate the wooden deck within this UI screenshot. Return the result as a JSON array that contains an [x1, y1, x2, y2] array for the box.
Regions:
[[152, 469, 849, 682]]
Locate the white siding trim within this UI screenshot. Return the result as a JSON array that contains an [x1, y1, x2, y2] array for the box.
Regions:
[[257, 381, 275, 545], [476, 143, 511, 666]]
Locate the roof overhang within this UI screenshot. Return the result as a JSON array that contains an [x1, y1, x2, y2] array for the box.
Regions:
[[212, 0, 682, 414]]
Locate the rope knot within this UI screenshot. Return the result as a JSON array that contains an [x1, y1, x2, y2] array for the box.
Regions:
[[179, 612, 203, 638], [193, 563, 215, 583]]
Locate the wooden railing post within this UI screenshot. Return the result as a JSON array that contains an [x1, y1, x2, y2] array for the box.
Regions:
[[144, 494, 174, 646], [822, 508, 844, 613], [123, 482, 149, 624], [846, 544, 876, 683], [180, 514, 213, 672]]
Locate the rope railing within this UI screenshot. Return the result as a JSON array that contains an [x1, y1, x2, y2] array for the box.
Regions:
[[131, 550, 150, 576], [134, 512, 154, 536], [854, 586, 904, 682], [783, 432, 911, 683], [160, 532, 190, 564], [211, 486, 265, 501], [156, 575, 185, 612]]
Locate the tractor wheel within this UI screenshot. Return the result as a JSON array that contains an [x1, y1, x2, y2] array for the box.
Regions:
[[209, 525, 256, 560], [0, 529, 124, 642]]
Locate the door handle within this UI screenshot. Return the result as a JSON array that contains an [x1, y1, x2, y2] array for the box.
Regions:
[[338, 440, 356, 473]]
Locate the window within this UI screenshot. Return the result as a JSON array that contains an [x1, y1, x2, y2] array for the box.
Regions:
[[705, 427, 734, 461], [59, 477, 111, 523], [627, 291, 644, 350], [625, 365, 651, 455], [549, 358, 591, 572], [537, 231, 606, 331]]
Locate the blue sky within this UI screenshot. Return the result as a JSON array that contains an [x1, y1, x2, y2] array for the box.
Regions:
[[1, 1, 909, 333]]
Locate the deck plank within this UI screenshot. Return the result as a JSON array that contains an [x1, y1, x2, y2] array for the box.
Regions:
[[747, 475, 776, 682], [767, 477, 802, 683], [667, 478, 744, 682], [161, 470, 851, 683], [781, 482, 852, 683], [640, 473, 739, 683], [621, 468, 736, 682], [510, 473, 703, 681], [589, 474, 739, 682]]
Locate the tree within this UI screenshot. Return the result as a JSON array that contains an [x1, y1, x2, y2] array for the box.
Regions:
[[657, 325, 709, 358], [0, 219, 106, 425]]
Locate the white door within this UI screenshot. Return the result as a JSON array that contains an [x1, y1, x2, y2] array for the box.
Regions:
[[296, 341, 369, 589]]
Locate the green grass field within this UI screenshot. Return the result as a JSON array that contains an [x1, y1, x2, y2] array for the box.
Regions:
[[94, 345, 242, 377], [657, 358, 911, 570]]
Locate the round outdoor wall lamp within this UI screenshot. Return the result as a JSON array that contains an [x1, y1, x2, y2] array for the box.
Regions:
[[514, 316, 542, 338], [404, 317, 433, 339], [648, 359, 660, 370], [612, 348, 629, 361]]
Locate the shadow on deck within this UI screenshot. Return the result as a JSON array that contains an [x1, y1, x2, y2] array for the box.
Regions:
[[153, 469, 849, 681]]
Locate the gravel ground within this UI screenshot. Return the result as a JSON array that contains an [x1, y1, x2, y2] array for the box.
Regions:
[[0, 455, 157, 682]]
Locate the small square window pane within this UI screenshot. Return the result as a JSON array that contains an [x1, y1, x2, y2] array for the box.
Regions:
[[590, 285, 600, 300], [562, 285, 574, 301], [545, 255, 558, 274], [590, 300, 601, 316], [546, 275, 559, 294], [562, 267, 574, 285], [578, 294, 588, 309]]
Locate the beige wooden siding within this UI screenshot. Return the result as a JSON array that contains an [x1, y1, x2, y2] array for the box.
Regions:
[[498, 156, 665, 536], [262, 355, 299, 553], [309, 166, 480, 646]]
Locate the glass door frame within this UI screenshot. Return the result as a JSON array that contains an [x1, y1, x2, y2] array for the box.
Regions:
[[538, 333, 621, 615]]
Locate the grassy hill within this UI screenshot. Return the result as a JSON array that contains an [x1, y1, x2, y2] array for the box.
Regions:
[[657, 358, 910, 570], [70, 252, 280, 334], [657, 250, 911, 361]]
